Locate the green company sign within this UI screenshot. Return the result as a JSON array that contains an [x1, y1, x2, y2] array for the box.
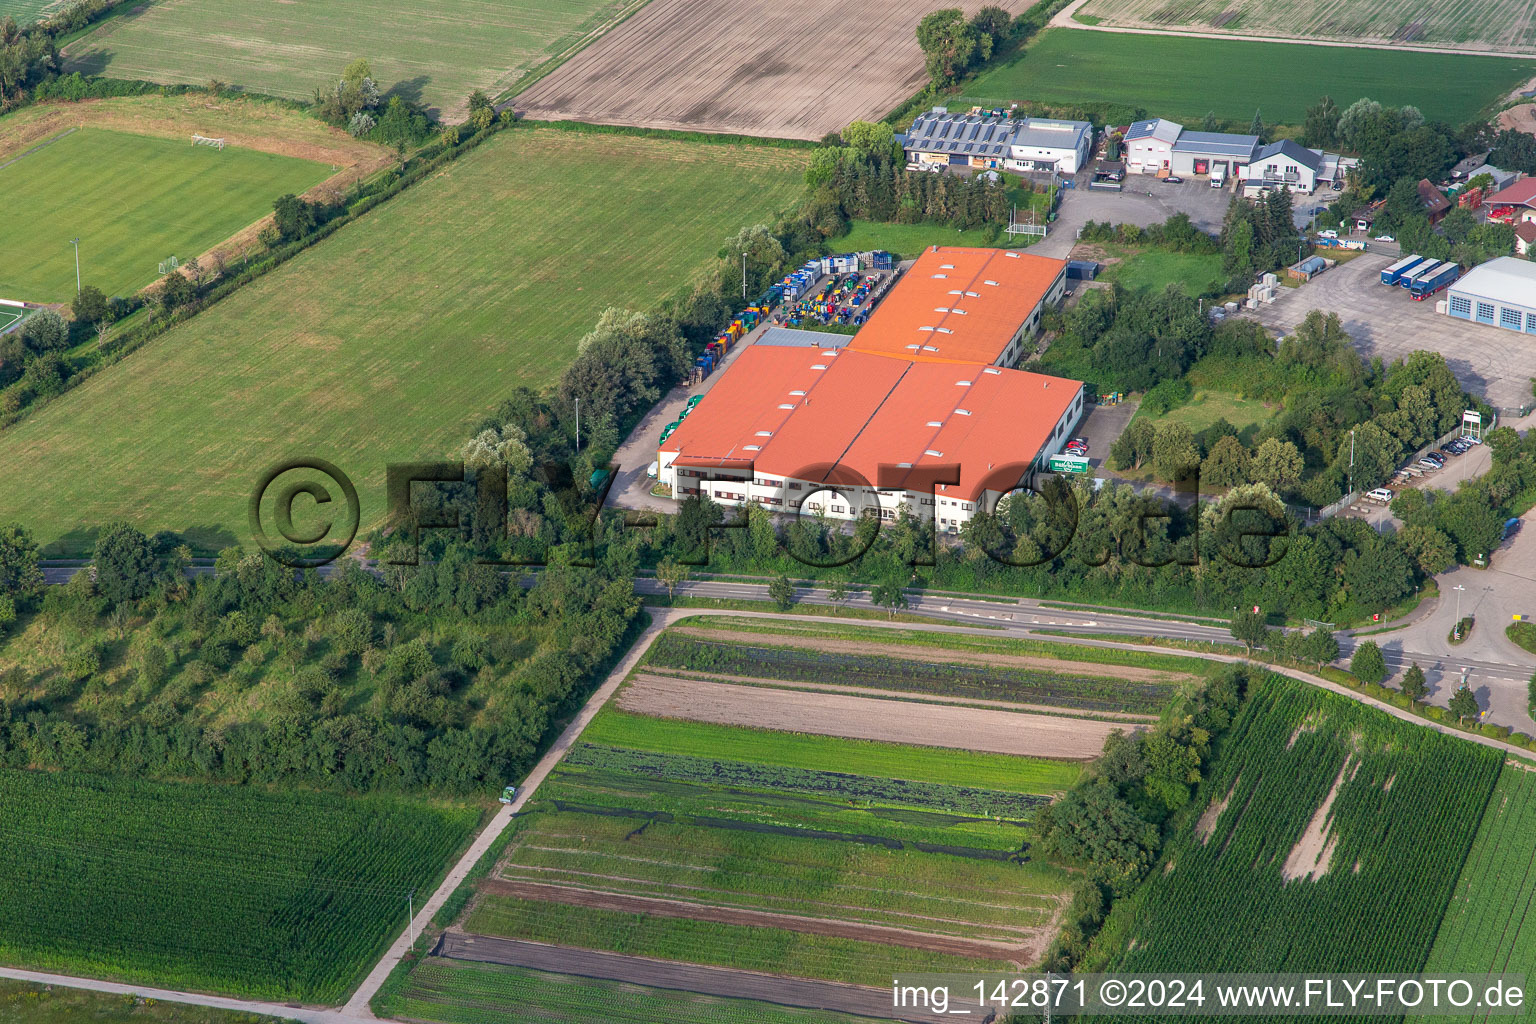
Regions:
[[1047, 454, 1089, 474]]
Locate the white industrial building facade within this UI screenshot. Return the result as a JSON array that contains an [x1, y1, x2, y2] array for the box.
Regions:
[[1444, 257, 1536, 333]]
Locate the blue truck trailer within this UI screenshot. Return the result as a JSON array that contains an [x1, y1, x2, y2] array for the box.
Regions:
[[1399, 258, 1446, 289], [1410, 262, 1460, 300], [1381, 254, 1425, 285]]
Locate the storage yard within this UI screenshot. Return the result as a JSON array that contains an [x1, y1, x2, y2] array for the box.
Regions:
[[1251, 251, 1536, 410], [513, 0, 1032, 138]]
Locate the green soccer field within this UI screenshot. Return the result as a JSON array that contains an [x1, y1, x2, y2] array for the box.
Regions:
[[963, 28, 1536, 125], [0, 127, 330, 303], [0, 128, 807, 551], [64, 0, 649, 118]]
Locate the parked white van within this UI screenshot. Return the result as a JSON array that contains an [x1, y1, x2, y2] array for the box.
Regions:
[[1366, 488, 1395, 504]]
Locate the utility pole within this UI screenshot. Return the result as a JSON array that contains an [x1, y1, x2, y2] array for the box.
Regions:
[[574, 397, 580, 453], [407, 889, 415, 948], [1348, 428, 1356, 495], [741, 252, 747, 300], [70, 238, 81, 294], [1454, 583, 1466, 622]]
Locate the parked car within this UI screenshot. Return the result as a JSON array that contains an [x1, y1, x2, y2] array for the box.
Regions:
[[1070, 437, 1089, 447], [1505, 518, 1522, 540], [1374, 234, 1396, 243], [1418, 459, 1441, 470], [1331, 180, 1345, 191], [1162, 175, 1184, 184], [1317, 229, 1339, 239], [499, 785, 518, 805]]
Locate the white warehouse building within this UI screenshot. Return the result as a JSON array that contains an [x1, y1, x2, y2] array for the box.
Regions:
[[901, 110, 1092, 175], [1444, 257, 1536, 334]]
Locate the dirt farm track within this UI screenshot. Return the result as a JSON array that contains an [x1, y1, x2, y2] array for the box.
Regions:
[[513, 0, 1032, 139]]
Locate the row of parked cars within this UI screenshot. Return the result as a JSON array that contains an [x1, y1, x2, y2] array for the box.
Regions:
[[1361, 435, 1481, 506]]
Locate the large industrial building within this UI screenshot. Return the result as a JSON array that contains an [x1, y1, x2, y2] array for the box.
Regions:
[[901, 110, 1094, 175], [659, 247, 1084, 531], [1444, 257, 1536, 333]]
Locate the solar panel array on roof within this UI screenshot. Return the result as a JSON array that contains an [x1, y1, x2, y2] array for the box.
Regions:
[[905, 112, 1015, 159]]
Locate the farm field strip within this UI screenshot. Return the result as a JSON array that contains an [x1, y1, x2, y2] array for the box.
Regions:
[[647, 629, 1180, 712], [1074, 0, 1536, 52], [385, 956, 873, 1024], [0, 768, 479, 1002], [463, 895, 1023, 985], [492, 813, 1060, 938], [616, 673, 1123, 759], [0, 129, 807, 550], [513, 0, 1033, 139], [1414, 765, 1536, 1001], [1090, 675, 1501, 982], [677, 615, 1215, 674], [0, 126, 331, 302], [962, 27, 1536, 124], [584, 708, 1081, 792], [0, 0, 60, 27], [63, 0, 649, 119]]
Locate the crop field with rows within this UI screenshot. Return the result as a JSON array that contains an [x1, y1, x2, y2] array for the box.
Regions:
[[462, 895, 1015, 986], [385, 957, 870, 1024], [494, 809, 1063, 941], [1087, 675, 1501, 984], [547, 747, 1044, 851], [963, 28, 1535, 124], [583, 708, 1081, 792], [0, 769, 479, 1001], [1412, 765, 1536, 1003], [643, 633, 1177, 713], [1074, 0, 1536, 52]]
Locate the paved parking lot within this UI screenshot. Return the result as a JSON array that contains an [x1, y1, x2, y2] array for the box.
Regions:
[[1071, 399, 1137, 470], [1251, 251, 1536, 410], [1036, 176, 1236, 258]]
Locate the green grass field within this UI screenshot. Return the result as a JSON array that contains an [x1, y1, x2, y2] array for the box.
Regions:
[[1131, 389, 1275, 438], [963, 28, 1536, 124], [584, 708, 1081, 792], [383, 957, 871, 1024], [463, 896, 1012, 987], [64, 0, 648, 117], [1413, 766, 1536, 1005], [0, 128, 807, 551], [0, 768, 479, 1001], [1099, 248, 1225, 297], [836, 220, 1006, 260], [1075, 0, 1536, 52], [0, 127, 329, 303], [0, 0, 59, 27]]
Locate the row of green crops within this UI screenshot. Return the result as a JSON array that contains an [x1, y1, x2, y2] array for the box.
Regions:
[[495, 811, 1062, 940], [562, 743, 1050, 818], [1087, 675, 1501, 999], [1412, 764, 1536, 1010], [383, 957, 871, 1024], [0, 769, 480, 1002], [644, 634, 1176, 713], [542, 763, 1036, 851]]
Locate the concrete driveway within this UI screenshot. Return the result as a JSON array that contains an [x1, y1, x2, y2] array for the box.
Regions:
[[1251, 251, 1536, 410]]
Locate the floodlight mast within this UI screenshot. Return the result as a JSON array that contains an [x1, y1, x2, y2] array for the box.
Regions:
[[70, 238, 81, 294]]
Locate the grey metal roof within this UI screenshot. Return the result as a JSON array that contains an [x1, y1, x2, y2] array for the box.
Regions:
[[1254, 139, 1321, 171], [1448, 257, 1536, 308], [1125, 118, 1182, 143], [755, 327, 857, 349], [1012, 118, 1090, 151], [1170, 130, 1259, 159], [903, 112, 1014, 159]]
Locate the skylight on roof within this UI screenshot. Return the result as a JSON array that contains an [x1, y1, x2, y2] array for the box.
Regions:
[[983, 367, 1001, 375], [935, 327, 953, 334], [777, 403, 796, 410], [927, 421, 943, 427], [934, 307, 950, 313], [955, 408, 971, 415], [1005, 252, 1021, 258], [744, 445, 761, 451], [930, 274, 948, 279], [983, 280, 999, 286], [755, 431, 773, 436], [940, 264, 956, 269], [905, 344, 921, 350], [789, 390, 806, 396], [924, 450, 944, 457], [956, 380, 972, 386], [948, 289, 963, 295], [966, 290, 980, 297], [922, 345, 939, 351], [918, 326, 935, 332], [810, 364, 827, 370]]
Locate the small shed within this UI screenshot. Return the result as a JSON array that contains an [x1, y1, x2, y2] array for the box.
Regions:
[[1066, 260, 1101, 280]]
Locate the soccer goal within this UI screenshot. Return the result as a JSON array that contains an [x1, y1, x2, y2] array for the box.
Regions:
[[158, 255, 180, 275], [191, 134, 226, 150]]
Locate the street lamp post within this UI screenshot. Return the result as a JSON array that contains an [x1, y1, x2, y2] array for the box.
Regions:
[[69, 237, 81, 294], [1453, 583, 1466, 622]]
